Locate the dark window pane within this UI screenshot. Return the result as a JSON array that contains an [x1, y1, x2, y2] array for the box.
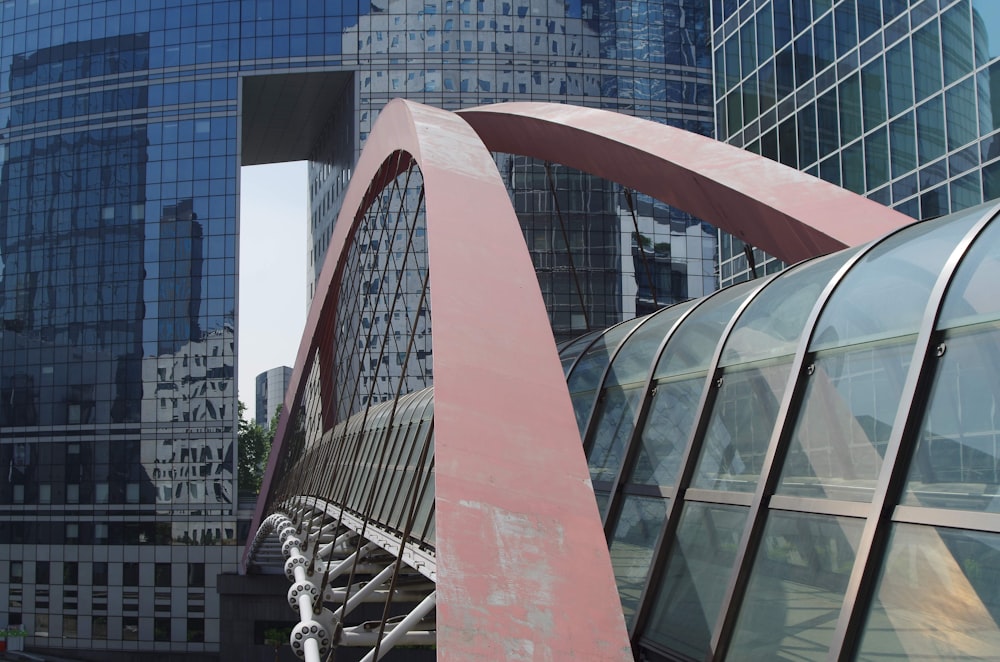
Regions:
[[155, 617, 171, 642], [862, 56, 887, 132], [947, 77, 978, 151], [913, 20, 943, 103], [842, 140, 865, 194], [917, 95, 947, 165], [123, 562, 139, 586], [774, 0, 793, 50], [779, 115, 798, 167], [814, 12, 834, 71], [93, 616, 107, 640], [798, 102, 818, 168], [857, 0, 881, 42], [817, 87, 840, 158], [794, 29, 814, 88], [155, 562, 171, 587], [92, 562, 108, 586], [835, 1, 858, 58], [890, 112, 917, 179], [839, 73, 863, 144], [776, 46, 796, 99], [866, 127, 889, 190], [742, 76, 759, 126], [942, 1, 975, 85], [188, 617, 205, 642], [757, 3, 774, 66], [740, 19, 757, 79]]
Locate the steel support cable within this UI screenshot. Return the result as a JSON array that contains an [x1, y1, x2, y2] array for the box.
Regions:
[[324, 177, 428, 627], [338, 153, 410, 421], [544, 161, 591, 331], [367, 253, 431, 530], [309, 161, 412, 581], [623, 187, 660, 308], [328, 151, 400, 426], [368, 394, 438, 661], [359, 592, 438, 662], [272, 155, 412, 530], [309, 158, 413, 592], [331, 264, 432, 628]]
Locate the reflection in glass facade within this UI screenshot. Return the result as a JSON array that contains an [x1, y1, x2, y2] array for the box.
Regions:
[[559, 202, 1000, 658], [254, 365, 292, 428], [0, 0, 713, 657], [714, 0, 1000, 286]]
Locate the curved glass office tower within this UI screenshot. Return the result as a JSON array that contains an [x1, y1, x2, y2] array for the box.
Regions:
[[0, 0, 711, 657], [713, 0, 1000, 285]]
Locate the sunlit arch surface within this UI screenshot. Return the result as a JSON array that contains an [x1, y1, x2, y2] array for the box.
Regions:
[[246, 100, 924, 660], [250, 99, 632, 660], [457, 102, 912, 264]]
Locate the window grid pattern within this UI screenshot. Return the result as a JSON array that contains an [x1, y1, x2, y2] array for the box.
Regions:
[[562, 203, 1000, 658], [714, 0, 1000, 287]]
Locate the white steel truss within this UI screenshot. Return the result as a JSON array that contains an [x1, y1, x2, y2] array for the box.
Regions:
[[247, 497, 437, 661]]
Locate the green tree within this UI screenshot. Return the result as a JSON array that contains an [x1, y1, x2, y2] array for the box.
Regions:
[[238, 401, 278, 495]]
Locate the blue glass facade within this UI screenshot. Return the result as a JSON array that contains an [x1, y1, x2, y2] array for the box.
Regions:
[[0, 0, 712, 656], [714, 0, 1000, 285]]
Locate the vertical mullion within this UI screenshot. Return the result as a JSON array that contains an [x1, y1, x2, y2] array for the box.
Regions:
[[601, 301, 704, 537], [828, 209, 999, 660], [707, 227, 911, 661], [627, 278, 771, 642]]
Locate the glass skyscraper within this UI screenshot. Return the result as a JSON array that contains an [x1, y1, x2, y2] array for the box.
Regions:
[[713, 0, 1000, 285], [0, 0, 712, 658], [254, 365, 291, 428]]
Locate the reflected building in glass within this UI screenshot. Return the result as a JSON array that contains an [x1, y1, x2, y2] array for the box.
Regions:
[[255, 366, 291, 428], [0, 0, 712, 658], [559, 199, 1000, 660], [713, 0, 1000, 285]]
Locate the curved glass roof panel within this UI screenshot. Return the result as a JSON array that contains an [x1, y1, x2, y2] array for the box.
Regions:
[[587, 383, 646, 484], [643, 502, 749, 659], [937, 207, 1000, 330], [558, 329, 604, 375], [856, 524, 1000, 658], [901, 321, 1000, 512], [778, 210, 984, 503], [628, 374, 704, 488], [653, 279, 764, 380], [567, 318, 644, 394], [604, 301, 698, 388], [608, 495, 670, 627], [692, 356, 794, 493], [778, 337, 914, 502], [810, 211, 984, 352], [727, 512, 864, 657], [719, 250, 859, 367]]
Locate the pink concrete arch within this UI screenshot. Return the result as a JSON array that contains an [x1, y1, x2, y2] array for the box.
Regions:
[[250, 99, 633, 659], [457, 102, 913, 264]]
